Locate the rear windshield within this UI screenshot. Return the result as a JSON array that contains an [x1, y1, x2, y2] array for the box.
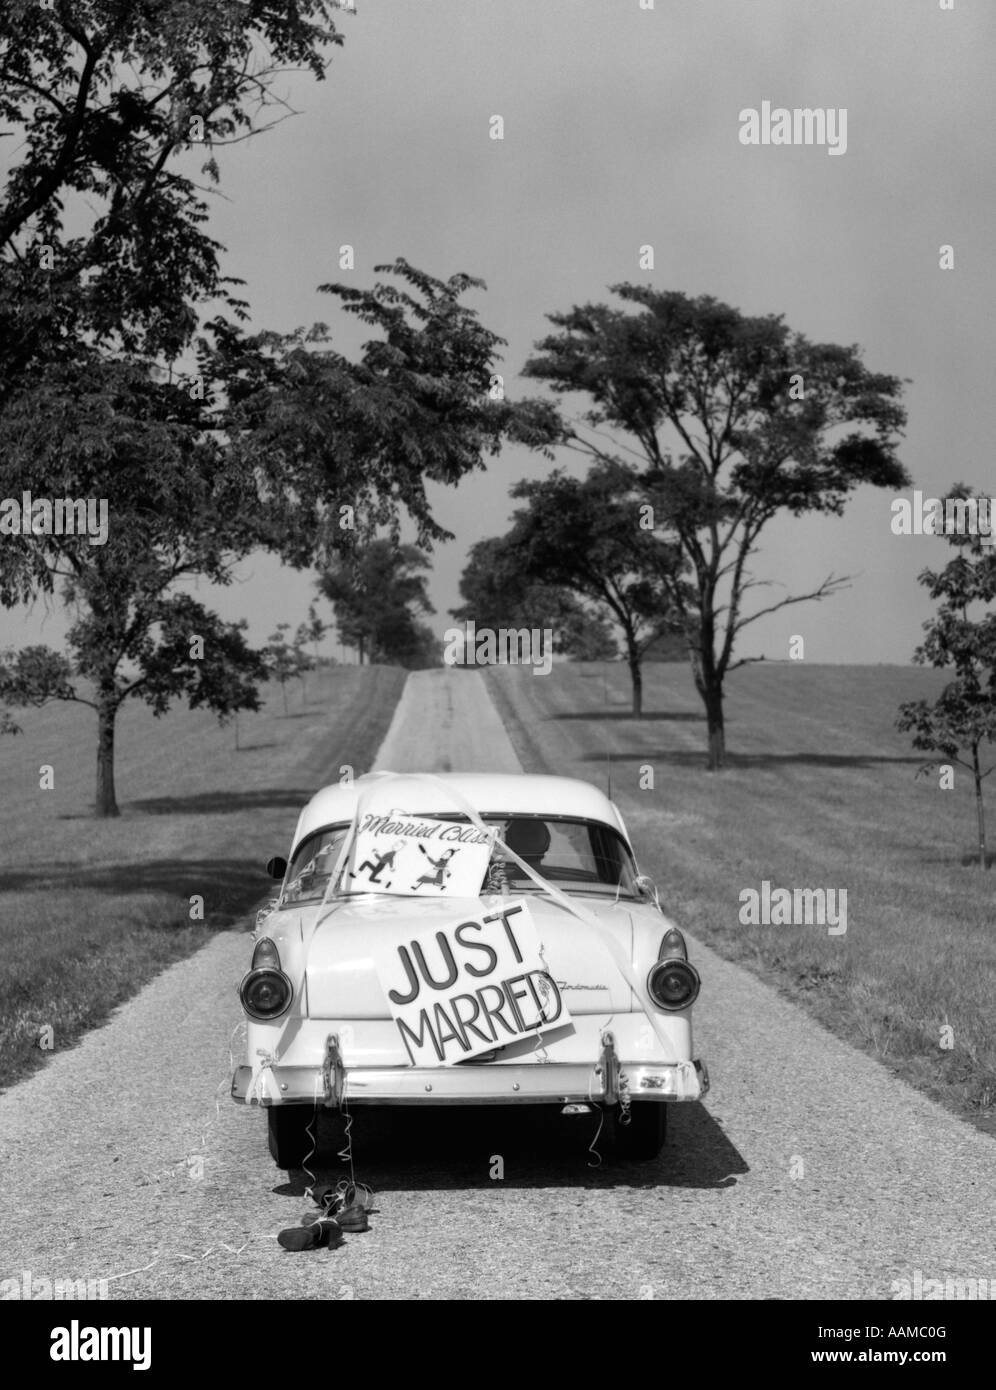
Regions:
[[278, 815, 638, 905]]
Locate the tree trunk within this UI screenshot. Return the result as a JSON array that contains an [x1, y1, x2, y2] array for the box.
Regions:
[[973, 742, 987, 868], [703, 677, 726, 770], [95, 697, 120, 818], [621, 625, 643, 718], [688, 610, 727, 769], [627, 653, 643, 718], [688, 599, 727, 769]]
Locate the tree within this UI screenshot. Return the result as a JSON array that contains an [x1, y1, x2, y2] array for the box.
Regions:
[[0, 259, 534, 813], [319, 541, 437, 668], [503, 462, 688, 715], [896, 491, 996, 869], [264, 624, 308, 715], [452, 537, 619, 661], [1, 614, 264, 818], [561, 614, 618, 662], [219, 260, 560, 562], [0, 697, 21, 737], [0, 7, 543, 806], [295, 608, 326, 699], [0, 2, 346, 367], [0, 3, 346, 815], [452, 536, 618, 662], [303, 605, 328, 665], [0, 359, 268, 816], [523, 287, 909, 765]]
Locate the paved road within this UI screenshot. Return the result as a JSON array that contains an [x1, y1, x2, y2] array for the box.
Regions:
[[1, 670, 994, 1300], [371, 669, 521, 774]]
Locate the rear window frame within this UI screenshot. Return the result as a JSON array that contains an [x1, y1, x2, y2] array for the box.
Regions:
[[277, 812, 639, 907]]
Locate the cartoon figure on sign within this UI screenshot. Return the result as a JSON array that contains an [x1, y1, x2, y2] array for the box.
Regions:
[[350, 840, 404, 889], [411, 845, 458, 891]]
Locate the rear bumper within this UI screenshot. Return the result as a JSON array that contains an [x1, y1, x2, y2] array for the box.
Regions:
[[231, 1056, 709, 1107]]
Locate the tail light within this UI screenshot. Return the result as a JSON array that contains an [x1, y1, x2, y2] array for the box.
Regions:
[[239, 937, 292, 1020], [658, 926, 687, 961], [252, 937, 281, 970], [647, 958, 701, 1011]]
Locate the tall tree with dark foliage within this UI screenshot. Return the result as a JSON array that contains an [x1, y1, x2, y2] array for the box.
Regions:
[[524, 287, 909, 765], [0, 7, 546, 812], [503, 462, 688, 716]]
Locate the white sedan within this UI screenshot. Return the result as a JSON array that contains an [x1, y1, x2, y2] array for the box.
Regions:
[[232, 772, 708, 1163]]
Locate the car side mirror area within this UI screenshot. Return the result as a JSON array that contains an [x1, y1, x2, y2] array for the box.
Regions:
[[265, 856, 287, 880], [634, 873, 660, 906]]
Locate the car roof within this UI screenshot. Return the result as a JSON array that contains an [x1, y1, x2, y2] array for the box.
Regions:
[[291, 772, 630, 851]]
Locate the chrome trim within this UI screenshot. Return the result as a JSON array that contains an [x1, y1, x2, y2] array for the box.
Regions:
[[598, 1029, 620, 1106], [231, 1057, 708, 1107], [322, 1032, 345, 1106]]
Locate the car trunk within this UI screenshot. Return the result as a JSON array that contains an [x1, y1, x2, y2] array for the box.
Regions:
[[304, 892, 634, 1019]]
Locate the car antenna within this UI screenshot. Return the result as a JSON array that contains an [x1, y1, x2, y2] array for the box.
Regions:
[[606, 752, 613, 802]]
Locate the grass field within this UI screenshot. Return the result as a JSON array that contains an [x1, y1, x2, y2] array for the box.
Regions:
[[0, 664, 405, 1090], [488, 660, 996, 1137]]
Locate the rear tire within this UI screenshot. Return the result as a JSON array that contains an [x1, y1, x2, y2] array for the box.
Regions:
[[267, 1105, 318, 1168], [612, 1103, 668, 1160]]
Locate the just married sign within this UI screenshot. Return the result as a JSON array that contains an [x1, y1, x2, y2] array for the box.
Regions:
[[374, 900, 570, 1065]]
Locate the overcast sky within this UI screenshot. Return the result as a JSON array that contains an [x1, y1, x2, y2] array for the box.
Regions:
[[4, 0, 994, 664]]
